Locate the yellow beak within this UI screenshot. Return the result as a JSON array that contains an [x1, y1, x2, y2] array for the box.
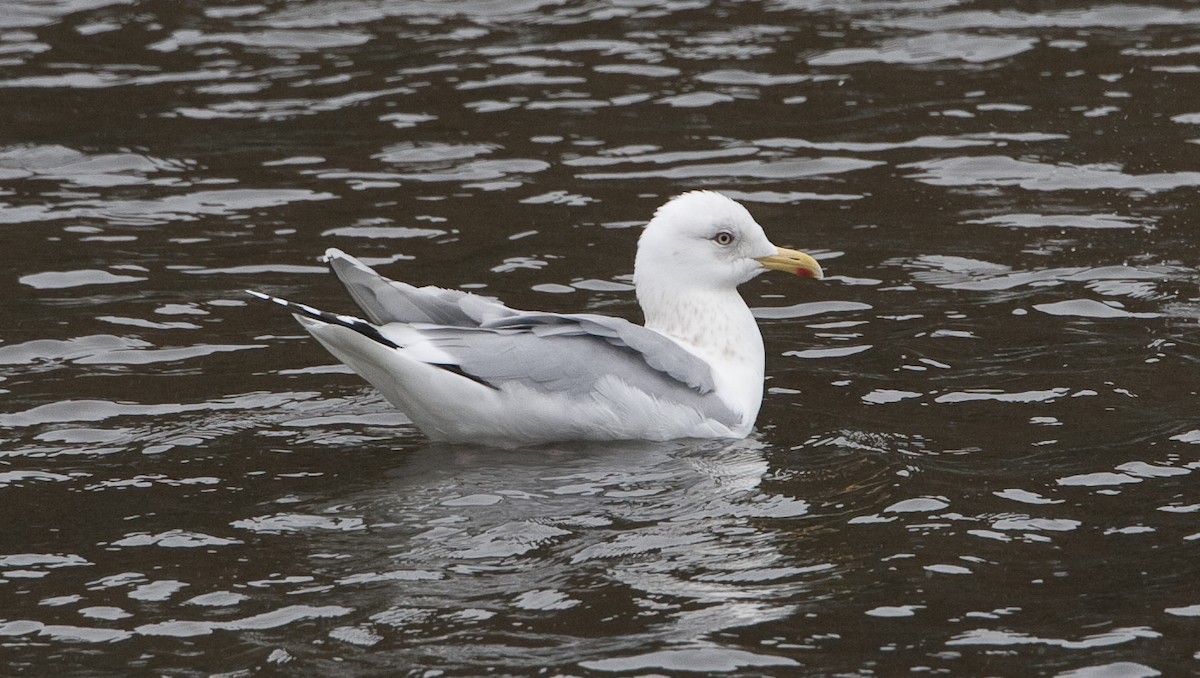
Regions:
[[756, 247, 824, 279]]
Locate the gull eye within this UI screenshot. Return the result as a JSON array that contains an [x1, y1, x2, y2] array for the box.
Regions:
[[713, 230, 735, 246]]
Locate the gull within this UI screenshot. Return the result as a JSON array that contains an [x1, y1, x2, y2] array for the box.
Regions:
[[250, 191, 823, 446]]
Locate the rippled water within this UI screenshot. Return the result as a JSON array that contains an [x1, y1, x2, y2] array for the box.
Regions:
[[2, 0, 1199, 675]]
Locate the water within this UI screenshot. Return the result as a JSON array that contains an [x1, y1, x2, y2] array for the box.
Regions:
[[2, 0, 1199, 675]]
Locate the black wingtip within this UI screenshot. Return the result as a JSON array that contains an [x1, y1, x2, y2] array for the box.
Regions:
[[246, 289, 280, 305], [248, 289, 399, 350]]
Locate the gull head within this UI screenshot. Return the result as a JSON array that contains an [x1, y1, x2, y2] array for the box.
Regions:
[[634, 190, 823, 294]]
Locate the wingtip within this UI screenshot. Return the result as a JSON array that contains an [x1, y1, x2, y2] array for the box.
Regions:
[[321, 247, 348, 264], [246, 289, 293, 309]]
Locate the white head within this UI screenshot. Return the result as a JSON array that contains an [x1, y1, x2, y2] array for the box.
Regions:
[[634, 191, 822, 294]]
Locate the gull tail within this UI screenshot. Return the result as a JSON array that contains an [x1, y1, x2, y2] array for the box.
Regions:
[[247, 290, 505, 441], [245, 290, 398, 349]]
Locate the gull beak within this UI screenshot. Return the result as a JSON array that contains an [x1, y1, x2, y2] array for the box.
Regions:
[[757, 247, 824, 280]]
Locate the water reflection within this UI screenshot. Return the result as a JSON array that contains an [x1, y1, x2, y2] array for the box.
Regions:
[[1, 433, 830, 671]]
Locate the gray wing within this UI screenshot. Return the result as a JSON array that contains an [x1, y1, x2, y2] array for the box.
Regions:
[[326, 248, 515, 327], [410, 325, 740, 426], [481, 312, 718, 395]]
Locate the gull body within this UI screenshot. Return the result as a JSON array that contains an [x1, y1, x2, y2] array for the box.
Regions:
[[253, 191, 822, 446]]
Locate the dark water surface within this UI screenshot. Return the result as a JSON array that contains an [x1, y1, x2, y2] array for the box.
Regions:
[[2, 1, 1199, 675]]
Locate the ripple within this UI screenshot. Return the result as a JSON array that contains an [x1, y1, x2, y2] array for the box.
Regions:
[[1057, 471, 1143, 487], [128, 580, 187, 602], [810, 33, 1036, 66], [521, 190, 597, 206], [902, 155, 1200, 192], [862, 389, 923, 405], [1033, 299, 1161, 319], [231, 513, 366, 534], [947, 626, 1160, 649], [0, 622, 130, 643], [322, 225, 446, 239], [865, 605, 925, 618], [0, 334, 146, 365], [329, 625, 383, 647], [82, 344, 265, 365], [564, 146, 758, 168], [885, 497, 949, 513], [935, 388, 1069, 404], [513, 589, 580, 611], [18, 269, 146, 289], [1170, 430, 1200, 444], [380, 112, 437, 128], [990, 516, 1081, 532], [457, 71, 586, 90], [904, 256, 1169, 292], [886, 6, 1200, 31], [0, 553, 91, 569], [723, 189, 863, 202], [135, 605, 353, 638], [785, 345, 873, 359], [756, 135, 998, 152], [966, 213, 1155, 230], [78, 606, 131, 621], [0, 187, 336, 226], [109, 530, 242, 549], [696, 69, 822, 86], [656, 91, 736, 108], [0, 0, 132, 30], [318, 159, 550, 188], [0, 333, 264, 366], [1059, 461, 1190, 488], [182, 264, 328, 275], [925, 564, 972, 575], [0, 470, 75, 487], [580, 646, 799, 672], [184, 591, 249, 607], [593, 64, 681, 77], [335, 570, 441, 586], [85, 475, 220, 491], [0, 145, 185, 187], [0, 68, 237, 90], [374, 142, 498, 164], [96, 316, 201, 330], [148, 28, 373, 53], [0, 392, 301, 428], [281, 413, 410, 427], [578, 157, 882, 181], [171, 86, 414, 121], [1057, 663, 1161, 678], [450, 522, 572, 559], [994, 489, 1063, 505]]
